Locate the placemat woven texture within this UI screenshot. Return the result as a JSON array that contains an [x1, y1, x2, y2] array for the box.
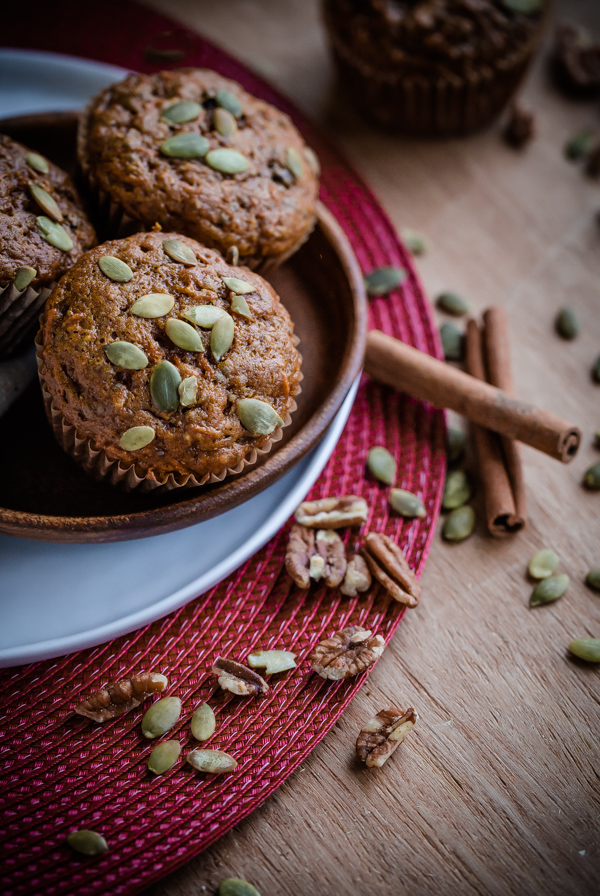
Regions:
[[0, 3, 446, 893]]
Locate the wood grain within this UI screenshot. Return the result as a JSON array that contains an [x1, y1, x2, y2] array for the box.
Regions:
[[140, 0, 600, 893]]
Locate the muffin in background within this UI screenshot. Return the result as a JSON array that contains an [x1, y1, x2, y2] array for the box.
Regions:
[[78, 68, 320, 270], [0, 134, 96, 359], [322, 0, 548, 137]]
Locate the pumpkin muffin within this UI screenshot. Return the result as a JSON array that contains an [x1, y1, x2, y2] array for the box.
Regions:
[[37, 230, 302, 491], [0, 134, 96, 359], [78, 68, 320, 270]]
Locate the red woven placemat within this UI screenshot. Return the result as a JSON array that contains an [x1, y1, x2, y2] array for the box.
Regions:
[[0, 3, 446, 893]]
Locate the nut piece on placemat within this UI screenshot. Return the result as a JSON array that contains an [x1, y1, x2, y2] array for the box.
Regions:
[[311, 625, 385, 680], [356, 707, 418, 768], [341, 554, 372, 597], [74, 671, 168, 722], [362, 533, 421, 608], [212, 657, 269, 696], [285, 525, 348, 588], [294, 495, 368, 529], [315, 529, 347, 586], [285, 523, 315, 588], [187, 749, 238, 774]]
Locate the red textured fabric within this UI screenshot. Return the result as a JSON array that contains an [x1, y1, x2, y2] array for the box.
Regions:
[[0, 3, 446, 893]]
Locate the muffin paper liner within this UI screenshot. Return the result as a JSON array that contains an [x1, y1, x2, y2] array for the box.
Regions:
[[0, 279, 53, 360]]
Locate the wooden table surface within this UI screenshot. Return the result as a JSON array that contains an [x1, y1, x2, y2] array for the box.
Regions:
[[142, 1, 600, 893]]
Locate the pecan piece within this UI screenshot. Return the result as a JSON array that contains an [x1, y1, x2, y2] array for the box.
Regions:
[[74, 671, 168, 723], [212, 657, 269, 696], [315, 529, 347, 587], [503, 104, 535, 149], [294, 495, 368, 529], [356, 707, 418, 768], [363, 532, 421, 608], [341, 553, 372, 597], [311, 625, 385, 680], [285, 523, 315, 588]]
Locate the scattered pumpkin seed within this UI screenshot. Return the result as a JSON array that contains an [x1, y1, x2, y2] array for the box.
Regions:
[[442, 470, 471, 510], [248, 650, 297, 674], [25, 151, 49, 174], [206, 148, 249, 174], [229, 246, 240, 265], [583, 461, 600, 489], [66, 829, 108, 856], [183, 305, 226, 327], [555, 307, 579, 340], [585, 568, 600, 591], [141, 696, 182, 739], [163, 239, 196, 265], [98, 255, 133, 282], [36, 216, 72, 251], [237, 398, 283, 435], [214, 107, 237, 137], [389, 488, 426, 518], [530, 573, 569, 607], [528, 549, 560, 580], [366, 446, 396, 485], [286, 147, 303, 180], [440, 322, 464, 361], [222, 276, 254, 294], [13, 266, 36, 291], [211, 313, 235, 360], [219, 879, 261, 896], [231, 295, 252, 318], [401, 228, 427, 256], [447, 426, 467, 463], [216, 88, 242, 117], [120, 425, 155, 451], [131, 293, 174, 318], [176, 376, 197, 408], [160, 133, 209, 159], [150, 360, 181, 412], [364, 266, 407, 297], [190, 703, 216, 741], [186, 748, 238, 773], [304, 146, 320, 176], [592, 355, 600, 384], [437, 291, 469, 316], [29, 182, 63, 222], [568, 638, 600, 662], [166, 318, 205, 352], [501, 0, 542, 13], [161, 100, 202, 124], [442, 505, 475, 541], [595, 430, 600, 448], [148, 739, 181, 775], [105, 341, 148, 369], [565, 129, 595, 161]]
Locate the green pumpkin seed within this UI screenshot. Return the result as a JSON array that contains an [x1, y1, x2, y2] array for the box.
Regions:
[[501, 0, 542, 13], [585, 568, 600, 591], [528, 549, 560, 580], [568, 638, 600, 662], [13, 266, 36, 291], [530, 573, 569, 607], [36, 216, 72, 251], [437, 291, 469, 317], [98, 255, 133, 282], [237, 398, 283, 435], [206, 148, 249, 174], [221, 276, 254, 294], [366, 446, 396, 485], [186, 748, 238, 773], [219, 879, 261, 896], [442, 470, 471, 510], [565, 129, 595, 160], [105, 341, 148, 369], [150, 360, 181, 412], [214, 107, 237, 137], [25, 151, 49, 174], [216, 88, 242, 117], [592, 355, 600, 384], [141, 696, 182, 739], [304, 146, 320, 176], [364, 266, 407, 297], [183, 305, 226, 328], [231, 295, 252, 319], [286, 147, 303, 180], [161, 133, 209, 159], [440, 322, 464, 361], [389, 488, 426, 518], [130, 293, 174, 318], [583, 461, 600, 489], [447, 426, 467, 463], [248, 650, 296, 674], [555, 307, 579, 340], [29, 182, 63, 222], [178, 375, 198, 407], [166, 318, 204, 352], [442, 505, 475, 541], [148, 739, 181, 775], [66, 829, 108, 856], [163, 239, 196, 265], [161, 100, 202, 124], [211, 313, 235, 360], [190, 703, 216, 741], [401, 228, 427, 256], [120, 425, 155, 451]]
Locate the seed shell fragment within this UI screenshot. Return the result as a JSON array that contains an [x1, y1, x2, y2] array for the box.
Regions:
[[248, 650, 297, 674], [178, 375, 198, 407], [187, 749, 238, 774]]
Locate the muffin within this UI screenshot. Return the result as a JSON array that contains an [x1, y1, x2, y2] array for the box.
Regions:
[[77, 68, 320, 270], [37, 230, 302, 492], [322, 0, 548, 136], [0, 134, 96, 359]]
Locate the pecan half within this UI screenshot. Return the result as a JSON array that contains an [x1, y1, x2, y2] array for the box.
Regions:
[[285, 523, 315, 588], [295, 496, 368, 529], [341, 554, 372, 597], [315, 529, 347, 587], [212, 657, 269, 696], [356, 707, 418, 768], [311, 625, 385, 680], [363, 533, 421, 608], [74, 671, 168, 722]]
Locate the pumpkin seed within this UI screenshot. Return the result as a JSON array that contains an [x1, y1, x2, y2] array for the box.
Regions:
[[13, 266, 36, 291], [216, 88, 242, 117], [304, 146, 320, 176], [442, 505, 475, 541], [141, 696, 182, 739], [585, 568, 600, 591], [231, 295, 252, 319], [36, 216, 72, 251], [229, 246, 240, 266], [447, 426, 466, 463], [501, 0, 542, 13], [120, 426, 155, 451], [29, 182, 63, 222], [401, 228, 427, 256], [183, 305, 226, 327], [206, 148, 249, 174], [442, 470, 471, 510], [583, 461, 600, 489], [164, 239, 196, 265], [437, 291, 469, 316], [530, 573, 569, 607], [595, 430, 600, 448], [98, 255, 133, 282], [150, 360, 181, 412], [219, 879, 261, 896], [178, 375, 198, 407], [565, 129, 595, 160], [148, 739, 181, 775], [555, 307, 579, 340], [161, 100, 202, 124], [211, 313, 235, 360], [186, 748, 238, 773], [131, 293, 174, 318], [592, 355, 600, 384], [66, 829, 108, 856], [528, 549, 560, 580], [366, 446, 396, 485], [190, 703, 216, 741], [237, 398, 283, 435], [248, 650, 296, 674], [389, 488, 426, 518], [286, 147, 303, 180], [105, 341, 148, 369], [221, 276, 254, 294], [364, 266, 407, 297], [25, 151, 49, 174], [214, 107, 237, 137], [166, 318, 205, 352], [160, 133, 209, 159], [440, 322, 464, 361], [568, 638, 600, 662]]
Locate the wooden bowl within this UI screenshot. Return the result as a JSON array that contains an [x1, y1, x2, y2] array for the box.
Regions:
[[0, 112, 367, 543]]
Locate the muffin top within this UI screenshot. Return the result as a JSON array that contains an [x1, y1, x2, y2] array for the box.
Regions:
[[0, 134, 96, 290], [39, 231, 301, 481], [79, 69, 320, 269]]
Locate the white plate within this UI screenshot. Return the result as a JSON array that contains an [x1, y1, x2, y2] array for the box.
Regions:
[[0, 49, 358, 667]]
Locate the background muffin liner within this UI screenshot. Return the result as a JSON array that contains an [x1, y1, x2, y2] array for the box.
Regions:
[[35, 331, 302, 494], [0, 279, 53, 360]]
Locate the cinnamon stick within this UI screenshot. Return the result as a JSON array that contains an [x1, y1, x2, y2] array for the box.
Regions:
[[365, 330, 580, 463]]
